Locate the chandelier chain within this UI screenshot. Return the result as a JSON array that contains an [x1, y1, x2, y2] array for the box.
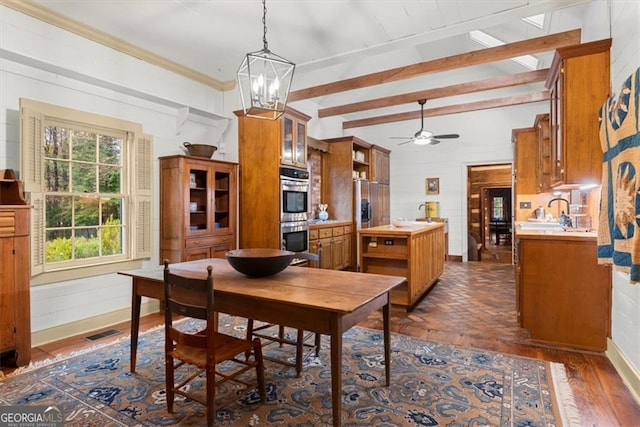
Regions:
[[262, 0, 268, 51]]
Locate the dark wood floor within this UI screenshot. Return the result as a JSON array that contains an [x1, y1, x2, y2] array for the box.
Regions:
[[3, 261, 639, 426]]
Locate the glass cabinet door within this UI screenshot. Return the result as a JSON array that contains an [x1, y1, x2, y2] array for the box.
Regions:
[[282, 116, 294, 164], [213, 170, 230, 231], [188, 167, 208, 232], [295, 121, 306, 165]]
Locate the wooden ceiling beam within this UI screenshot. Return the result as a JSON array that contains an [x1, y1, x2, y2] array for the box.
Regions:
[[342, 91, 550, 129], [318, 69, 549, 117], [289, 29, 580, 102]]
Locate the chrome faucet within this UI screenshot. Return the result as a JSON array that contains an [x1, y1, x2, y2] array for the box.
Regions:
[[547, 198, 572, 227]]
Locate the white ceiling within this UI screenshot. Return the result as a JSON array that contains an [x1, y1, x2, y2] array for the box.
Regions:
[[25, 0, 598, 121]]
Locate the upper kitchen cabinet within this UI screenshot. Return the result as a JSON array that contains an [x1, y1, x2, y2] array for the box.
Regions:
[[512, 126, 538, 194], [281, 109, 311, 168], [235, 107, 311, 170], [159, 155, 238, 263], [546, 39, 611, 187], [370, 146, 391, 184], [535, 114, 551, 193], [322, 136, 372, 220]]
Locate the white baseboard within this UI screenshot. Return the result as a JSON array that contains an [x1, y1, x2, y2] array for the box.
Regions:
[[606, 338, 640, 406], [31, 300, 160, 347]]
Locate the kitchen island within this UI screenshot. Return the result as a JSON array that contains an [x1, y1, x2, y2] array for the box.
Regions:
[[359, 222, 445, 309]]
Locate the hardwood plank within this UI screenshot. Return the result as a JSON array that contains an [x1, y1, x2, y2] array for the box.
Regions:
[[289, 30, 580, 101]]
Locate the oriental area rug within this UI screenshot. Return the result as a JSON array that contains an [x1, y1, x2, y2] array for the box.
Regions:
[[0, 315, 580, 426]]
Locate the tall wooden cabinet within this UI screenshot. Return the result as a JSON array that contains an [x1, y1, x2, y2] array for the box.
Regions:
[[512, 126, 538, 194], [159, 155, 237, 263], [0, 170, 31, 367], [234, 107, 311, 249], [535, 114, 551, 193], [546, 38, 611, 187]]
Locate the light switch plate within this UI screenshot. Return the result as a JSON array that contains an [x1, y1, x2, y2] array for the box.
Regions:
[[520, 201, 531, 209]]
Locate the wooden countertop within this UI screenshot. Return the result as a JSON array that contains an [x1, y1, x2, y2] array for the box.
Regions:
[[308, 219, 352, 228], [359, 222, 444, 236], [515, 228, 598, 241]]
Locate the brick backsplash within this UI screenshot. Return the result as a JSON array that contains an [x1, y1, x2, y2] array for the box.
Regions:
[[308, 149, 322, 218]]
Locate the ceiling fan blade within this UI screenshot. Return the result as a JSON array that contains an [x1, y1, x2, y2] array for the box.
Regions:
[[429, 139, 441, 145], [432, 133, 459, 139], [390, 136, 413, 139], [397, 139, 414, 145]]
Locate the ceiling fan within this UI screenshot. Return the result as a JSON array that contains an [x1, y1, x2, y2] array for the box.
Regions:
[[391, 99, 460, 145]]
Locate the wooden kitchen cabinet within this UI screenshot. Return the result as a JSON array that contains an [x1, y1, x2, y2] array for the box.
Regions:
[[512, 126, 538, 194], [535, 114, 551, 192], [0, 171, 31, 367], [282, 110, 309, 168], [370, 146, 391, 184], [309, 221, 352, 270], [235, 107, 311, 249], [516, 231, 611, 350], [546, 38, 611, 187], [159, 155, 237, 263]]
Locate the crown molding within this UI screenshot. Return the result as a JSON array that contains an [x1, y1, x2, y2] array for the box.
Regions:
[[2, 0, 236, 91]]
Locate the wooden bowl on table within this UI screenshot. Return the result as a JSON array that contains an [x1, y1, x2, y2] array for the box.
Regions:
[[225, 248, 295, 277]]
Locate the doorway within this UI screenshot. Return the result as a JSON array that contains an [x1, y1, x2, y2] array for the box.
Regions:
[[466, 164, 513, 264]]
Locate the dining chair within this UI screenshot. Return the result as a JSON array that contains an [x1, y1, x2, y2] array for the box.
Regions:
[[163, 260, 266, 426], [245, 251, 322, 377]]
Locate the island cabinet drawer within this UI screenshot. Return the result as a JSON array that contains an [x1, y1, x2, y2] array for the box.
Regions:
[[309, 229, 319, 240], [185, 234, 233, 249], [344, 225, 352, 234], [332, 226, 344, 237], [319, 228, 333, 239]]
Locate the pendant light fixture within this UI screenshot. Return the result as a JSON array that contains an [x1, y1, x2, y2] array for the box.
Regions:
[[237, 0, 295, 120]]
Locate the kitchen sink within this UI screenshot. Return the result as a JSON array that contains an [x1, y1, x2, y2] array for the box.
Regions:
[[517, 222, 564, 230]]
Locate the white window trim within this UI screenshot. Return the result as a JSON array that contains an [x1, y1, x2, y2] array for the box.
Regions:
[[19, 98, 153, 285]]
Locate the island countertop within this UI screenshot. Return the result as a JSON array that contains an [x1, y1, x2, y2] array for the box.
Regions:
[[361, 222, 444, 236]]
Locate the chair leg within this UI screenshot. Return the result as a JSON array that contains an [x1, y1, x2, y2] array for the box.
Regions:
[[245, 319, 255, 360], [206, 364, 216, 426], [165, 354, 175, 414], [278, 325, 286, 347], [252, 338, 266, 403]]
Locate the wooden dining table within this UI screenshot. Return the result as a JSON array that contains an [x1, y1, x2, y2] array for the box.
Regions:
[[118, 258, 404, 426]]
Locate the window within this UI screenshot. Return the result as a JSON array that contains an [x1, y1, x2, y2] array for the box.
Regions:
[[20, 98, 153, 283], [492, 196, 504, 220]]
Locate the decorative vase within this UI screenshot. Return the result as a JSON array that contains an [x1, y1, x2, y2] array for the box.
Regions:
[[318, 203, 329, 221]]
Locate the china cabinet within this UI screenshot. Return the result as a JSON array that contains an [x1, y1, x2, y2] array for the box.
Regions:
[[159, 155, 237, 263], [546, 38, 611, 186], [0, 170, 31, 367]]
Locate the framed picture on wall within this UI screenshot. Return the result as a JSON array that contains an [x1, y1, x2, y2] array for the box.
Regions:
[[426, 177, 439, 195]]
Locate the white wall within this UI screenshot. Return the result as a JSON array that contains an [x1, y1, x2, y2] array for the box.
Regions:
[[608, 0, 640, 379], [0, 6, 236, 336]]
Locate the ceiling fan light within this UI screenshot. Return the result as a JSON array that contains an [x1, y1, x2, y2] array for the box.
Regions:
[[413, 138, 431, 146]]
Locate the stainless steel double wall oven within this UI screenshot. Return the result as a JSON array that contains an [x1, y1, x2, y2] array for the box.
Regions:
[[279, 166, 309, 252]]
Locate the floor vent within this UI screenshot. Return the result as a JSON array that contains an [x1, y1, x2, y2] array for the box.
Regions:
[[85, 329, 121, 342]]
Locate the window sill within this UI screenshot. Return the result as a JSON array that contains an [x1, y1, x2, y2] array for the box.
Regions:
[[31, 259, 146, 286]]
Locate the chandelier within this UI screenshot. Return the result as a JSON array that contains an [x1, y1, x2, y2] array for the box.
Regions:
[[236, 0, 295, 120]]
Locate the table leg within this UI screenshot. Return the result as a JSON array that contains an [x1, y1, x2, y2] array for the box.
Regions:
[[383, 298, 390, 385], [130, 280, 141, 373], [330, 319, 343, 427]]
